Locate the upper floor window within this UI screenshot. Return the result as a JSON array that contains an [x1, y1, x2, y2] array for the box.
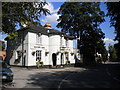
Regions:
[[36, 33, 42, 44]]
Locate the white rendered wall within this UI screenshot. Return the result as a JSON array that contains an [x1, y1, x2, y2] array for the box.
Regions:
[[27, 32, 49, 66], [42, 35, 50, 65], [49, 35, 61, 66], [9, 31, 76, 66], [68, 40, 75, 64], [27, 32, 36, 66]]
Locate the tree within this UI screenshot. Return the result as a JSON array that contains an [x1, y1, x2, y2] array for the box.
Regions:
[[57, 2, 105, 64], [108, 44, 117, 62], [106, 2, 120, 61], [114, 43, 120, 61], [0, 40, 5, 51], [2, 2, 50, 33]]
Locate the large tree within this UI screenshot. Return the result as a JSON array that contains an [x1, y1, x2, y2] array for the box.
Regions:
[[2, 2, 50, 33], [108, 44, 117, 62], [57, 2, 105, 64], [0, 40, 5, 51], [106, 2, 120, 61]]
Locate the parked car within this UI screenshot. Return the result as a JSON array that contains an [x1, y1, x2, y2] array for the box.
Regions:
[[0, 60, 13, 82]]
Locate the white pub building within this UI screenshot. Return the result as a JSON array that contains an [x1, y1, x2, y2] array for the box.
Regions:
[[5, 23, 78, 67]]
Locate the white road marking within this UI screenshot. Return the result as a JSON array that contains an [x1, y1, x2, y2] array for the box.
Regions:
[[57, 72, 78, 90]]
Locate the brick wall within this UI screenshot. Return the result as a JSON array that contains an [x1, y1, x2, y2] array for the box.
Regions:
[[0, 50, 6, 60]]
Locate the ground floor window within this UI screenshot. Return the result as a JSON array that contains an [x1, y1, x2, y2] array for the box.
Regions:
[[36, 50, 42, 61]]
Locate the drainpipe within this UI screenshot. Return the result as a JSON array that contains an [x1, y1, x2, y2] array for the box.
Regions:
[[22, 30, 25, 67]]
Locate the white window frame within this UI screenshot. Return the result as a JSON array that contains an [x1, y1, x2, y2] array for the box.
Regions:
[[36, 33, 42, 44], [36, 50, 42, 61]]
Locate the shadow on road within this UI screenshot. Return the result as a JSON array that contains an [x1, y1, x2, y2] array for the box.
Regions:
[[25, 71, 74, 88], [25, 63, 120, 88]]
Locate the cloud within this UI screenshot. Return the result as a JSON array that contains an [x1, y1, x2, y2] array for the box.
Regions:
[[43, 2, 60, 14], [41, 13, 60, 25], [41, 2, 61, 27], [103, 38, 114, 44]]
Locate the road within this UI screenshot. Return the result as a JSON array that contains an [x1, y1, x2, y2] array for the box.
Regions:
[[2, 62, 120, 89]]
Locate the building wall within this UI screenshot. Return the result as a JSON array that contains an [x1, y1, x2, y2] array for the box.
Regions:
[[42, 35, 49, 65], [7, 31, 76, 66], [0, 50, 6, 60], [68, 40, 75, 64], [49, 35, 61, 65], [27, 32, 50, 66]]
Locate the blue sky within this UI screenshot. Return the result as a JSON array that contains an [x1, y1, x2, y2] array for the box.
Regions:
[[0, 2, 117, 49]]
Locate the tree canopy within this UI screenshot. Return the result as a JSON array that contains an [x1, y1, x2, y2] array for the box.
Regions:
[[0, 40, 5, 51], [108, 44, 117, 62], [106, 2, 120, 42], [2, 2, 50, 33], [57, 2, 105, 37], [57, 2, 106, 64], [106, 2, 120, 61]]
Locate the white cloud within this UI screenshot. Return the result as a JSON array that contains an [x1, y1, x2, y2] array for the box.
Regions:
[[41, 13, 60, 25], [41, 2, 60, 28], [43, 2, 60, 14], [103, 38, 114, 44]]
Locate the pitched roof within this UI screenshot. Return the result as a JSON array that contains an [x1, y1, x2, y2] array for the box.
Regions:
[[5, 24, 76, 40], [18, 24, 64, 35]]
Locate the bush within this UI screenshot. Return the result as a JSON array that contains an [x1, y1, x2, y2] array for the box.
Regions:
[[66, 60, 70, 65], [36, 61, 44, 68]]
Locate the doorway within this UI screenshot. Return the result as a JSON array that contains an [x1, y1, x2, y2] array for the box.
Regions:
[[61, 53, 63, 65], [52, 53, 57, 66]]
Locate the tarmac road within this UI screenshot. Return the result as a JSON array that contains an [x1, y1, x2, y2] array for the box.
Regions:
[[2, 62, 120, 89]]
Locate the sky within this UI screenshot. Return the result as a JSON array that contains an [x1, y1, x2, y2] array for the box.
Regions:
[[0, 2, 118, 50]]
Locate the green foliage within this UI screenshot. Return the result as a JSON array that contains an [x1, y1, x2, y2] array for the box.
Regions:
[[2, 2, 50, 33], [108, 44, 118, 61], [114, 43, 120, 61], [106, 2, 120, 61], [36, 61, 44, 68], [0, 40, 5, 51], [57, 2, 105, 64], [65, 60, 70, 65], [5, 32, 18, 40], [36, 61, 40, 68]]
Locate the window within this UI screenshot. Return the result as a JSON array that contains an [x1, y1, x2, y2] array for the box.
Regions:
[[36, 50, 42, 61], [36, 33, 42, 44]]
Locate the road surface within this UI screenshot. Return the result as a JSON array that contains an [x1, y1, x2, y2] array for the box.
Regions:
[[2, 62, 120, 89]]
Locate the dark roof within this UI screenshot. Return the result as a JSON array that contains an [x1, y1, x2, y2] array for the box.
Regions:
[[8, 24, 76, 40], [18, 24, 63, 35]]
